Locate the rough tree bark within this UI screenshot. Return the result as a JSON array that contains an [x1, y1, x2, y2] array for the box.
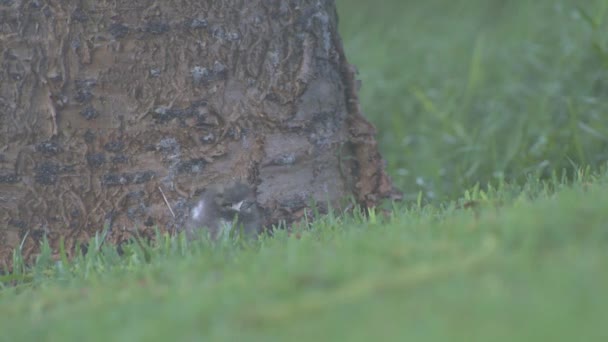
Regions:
[[0, 0, 399, 268]]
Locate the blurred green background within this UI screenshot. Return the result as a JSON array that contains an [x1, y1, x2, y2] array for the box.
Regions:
[[337, 0, 608, 201]]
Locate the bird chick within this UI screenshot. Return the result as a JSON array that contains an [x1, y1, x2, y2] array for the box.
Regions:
[[185, 182, 262, 240]]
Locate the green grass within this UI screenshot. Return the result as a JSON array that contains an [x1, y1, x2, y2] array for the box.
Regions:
[[2, 170, 608, 341], [3, 0, 608, 340]]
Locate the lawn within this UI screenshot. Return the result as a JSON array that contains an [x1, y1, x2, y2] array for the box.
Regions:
[[2, 0, 608, 341]]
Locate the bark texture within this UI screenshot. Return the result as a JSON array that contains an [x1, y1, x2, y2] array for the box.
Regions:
[[0, 0, 399, 267]]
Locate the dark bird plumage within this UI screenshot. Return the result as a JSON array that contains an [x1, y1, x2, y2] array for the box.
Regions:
[[185, 182, 262, 240]]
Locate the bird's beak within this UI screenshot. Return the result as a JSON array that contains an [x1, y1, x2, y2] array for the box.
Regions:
[[231, 200, 244, 211]]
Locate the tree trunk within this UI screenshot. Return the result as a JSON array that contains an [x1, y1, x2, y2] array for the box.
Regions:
[[0, 0, 399, 267]]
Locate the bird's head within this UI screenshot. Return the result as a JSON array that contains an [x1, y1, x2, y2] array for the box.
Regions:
[[212, 182, 257, 215], [214, 182, 261, 236]]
